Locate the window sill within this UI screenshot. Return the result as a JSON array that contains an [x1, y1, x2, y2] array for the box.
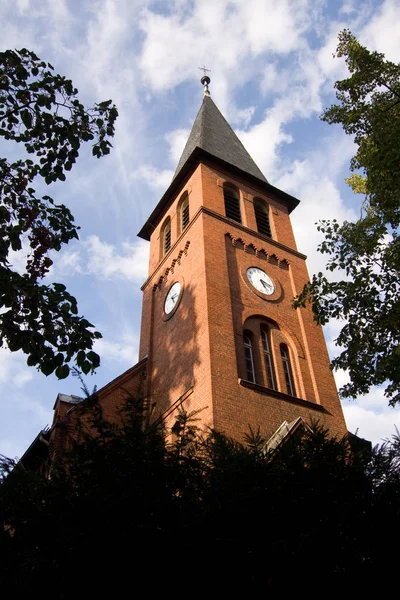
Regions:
[[238, 379, 328, 413]]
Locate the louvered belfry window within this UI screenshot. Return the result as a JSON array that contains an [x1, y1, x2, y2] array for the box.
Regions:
[[254, 198, 272, 237], [181, 195, 190, 232], [163, 218, 171, 255], [224, 184, 241, 223]]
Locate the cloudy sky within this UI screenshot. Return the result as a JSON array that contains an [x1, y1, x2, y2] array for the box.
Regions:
[[1, 0, 399, 458]]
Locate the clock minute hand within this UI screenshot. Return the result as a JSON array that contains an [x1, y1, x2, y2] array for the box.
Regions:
[[260, 279, 271, 291]]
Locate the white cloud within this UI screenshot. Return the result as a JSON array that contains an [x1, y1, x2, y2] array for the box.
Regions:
[[138, 0, 312, 95], [339, 1, 358, 16], [260, 63, 291, 96], [277, 131, 357, 275], [138, 9, 198, 92], [317, 29, 349, 82], [94, 331, 139, 365], [361, 0, 400, 61], [0, 348, 33, 388], [232, 0, 306, 56], [131, 165, 174, 190], [237, 108, 293, 181], [343, 396, 400, 446], [6, 248, 29, 275], [328, 352, 400, 447], [83, 235, 149, 281], [46, 248, 83, 278], [49, 236, 149, 282], [235, 106, 256, 128], [166, 128, 190, 166], [16, 0, 30, 13]]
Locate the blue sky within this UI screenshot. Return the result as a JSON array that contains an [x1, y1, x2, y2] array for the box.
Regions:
[[1, 0, 399, 458]]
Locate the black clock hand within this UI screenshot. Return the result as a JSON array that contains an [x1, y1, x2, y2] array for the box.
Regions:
[[261, 279, 271, 291]]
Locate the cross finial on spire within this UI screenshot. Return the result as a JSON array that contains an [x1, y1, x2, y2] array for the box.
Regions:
[[199, 65, 211, 77], [199, 66, 211, 96]]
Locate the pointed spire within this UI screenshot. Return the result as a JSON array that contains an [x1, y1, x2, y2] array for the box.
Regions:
[[173, 78, 268, 184], [138, 75, 300, 241]]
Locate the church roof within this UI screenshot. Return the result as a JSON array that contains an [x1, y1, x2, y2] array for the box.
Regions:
[[138, 84, 300, 241], [173, 94, 268, 185]]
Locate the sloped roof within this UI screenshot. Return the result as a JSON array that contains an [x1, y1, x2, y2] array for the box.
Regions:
[[174, 95, 268, 184], [138, 92, 300, 241]]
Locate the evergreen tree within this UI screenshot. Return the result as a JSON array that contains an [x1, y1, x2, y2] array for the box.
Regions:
[[1, 396, 399, 594]]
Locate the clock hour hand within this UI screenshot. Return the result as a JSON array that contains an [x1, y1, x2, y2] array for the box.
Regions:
[[260, 279, 272, 291]]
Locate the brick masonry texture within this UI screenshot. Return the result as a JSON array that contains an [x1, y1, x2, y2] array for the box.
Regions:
[[48, 155, 347, 459], [138, 159, 347, 440]]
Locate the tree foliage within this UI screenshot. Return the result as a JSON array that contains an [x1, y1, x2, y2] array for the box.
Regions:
[[295, 30, 400, 405], [0, 48, 118, 378], [1, 396, 399, 594]]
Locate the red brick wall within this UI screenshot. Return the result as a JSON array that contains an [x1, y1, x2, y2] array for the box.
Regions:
[[47, 155, 347, 471], [48, 360, 148, 469], [137, 160, 347, 442]]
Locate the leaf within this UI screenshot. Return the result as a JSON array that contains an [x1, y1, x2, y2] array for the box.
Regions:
[[40, 359, 56, 376], [27, 353, 40, 366], [21, 109, 33, 129], [55, 364, 70, 379], [0, 48, 116, 378], [81, 360, 91, 375], [87, 351, 100, 368]]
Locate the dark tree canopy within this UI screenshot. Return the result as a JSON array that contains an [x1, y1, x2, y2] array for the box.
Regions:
[[0, 399, 398, 595], [0, 48, 118, 378], [295, 31, 400, 405]]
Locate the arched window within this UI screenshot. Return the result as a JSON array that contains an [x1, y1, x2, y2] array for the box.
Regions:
[[180, 193, 190, 233], [280, 344, 295, 396], [162, 217, 171, 256], [254, 198, 272, 237], [223, 184, 241, 223], [261, 327, 276, 390], [243, 333, 256, 383]]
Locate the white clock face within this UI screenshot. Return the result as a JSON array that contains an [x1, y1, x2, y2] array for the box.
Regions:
[[164, 282, 181, 315], [247, 267, 275, 295]]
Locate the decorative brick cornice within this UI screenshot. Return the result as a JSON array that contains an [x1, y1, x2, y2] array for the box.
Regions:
[[200, 206, 306, 260], [226, 232, 290, 268], [153, 241, 190, 290]]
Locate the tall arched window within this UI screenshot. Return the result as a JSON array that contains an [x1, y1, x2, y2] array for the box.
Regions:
[[180, 193, 190, 233], [223, 184, 241, 223], [261, 327, 276, 390], [162, 217, 171, 256], [254, 198, 272, 237], [280, 344, 295, 396], [243, 333, 256, 383]]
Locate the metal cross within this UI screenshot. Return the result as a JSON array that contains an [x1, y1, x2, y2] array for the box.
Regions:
[[199, 66, 211, 76]]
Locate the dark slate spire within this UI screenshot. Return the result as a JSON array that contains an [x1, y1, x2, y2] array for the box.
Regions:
[[173, 78, 268, 185], [138, 75, 300, 241]]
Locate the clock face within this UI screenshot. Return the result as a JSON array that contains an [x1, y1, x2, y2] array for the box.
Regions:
[[164, 282, 181, 315], [247, 267, 275, 295]]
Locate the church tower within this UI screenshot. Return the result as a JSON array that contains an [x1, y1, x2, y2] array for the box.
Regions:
[[22, 77, 348, 473], [137, 76, 347, 442]]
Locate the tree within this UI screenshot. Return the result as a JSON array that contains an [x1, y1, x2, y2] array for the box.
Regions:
[[295, 30, 400, 405], [0, 48, 118, 378], [1, 396, 399, 595]]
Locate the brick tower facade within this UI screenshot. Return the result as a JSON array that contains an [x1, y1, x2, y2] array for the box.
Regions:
[[23, 79, 347, 470], [137, 79, 347, 442]]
